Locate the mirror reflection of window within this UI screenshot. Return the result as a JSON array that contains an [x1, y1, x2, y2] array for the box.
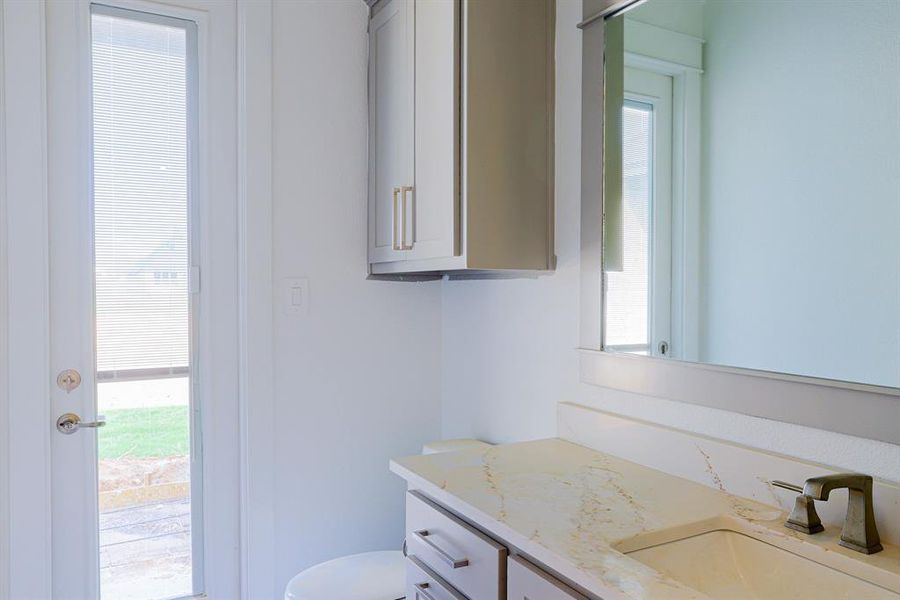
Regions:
[[601, 0, 900, 388], [604, 65, 674, 358], [605, 103, 652, 354]]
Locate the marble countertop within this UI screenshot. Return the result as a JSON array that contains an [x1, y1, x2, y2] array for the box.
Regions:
[[390, 438, 900, 600]]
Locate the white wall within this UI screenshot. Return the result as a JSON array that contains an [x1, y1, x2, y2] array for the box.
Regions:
[[626, 0, 704, 38], [265, 0, 900, 590], [440, 0, 584, 443], [699, 0, 900, 388], [271, 0, 443, 589], [440, 0, 900, 482]]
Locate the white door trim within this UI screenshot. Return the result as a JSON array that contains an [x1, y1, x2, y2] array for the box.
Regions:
[[236, 0, 277, 598], [1, 0, 53, 598]]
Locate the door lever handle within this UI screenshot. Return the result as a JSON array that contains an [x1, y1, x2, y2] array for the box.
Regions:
[[56, 413, 106, 435]]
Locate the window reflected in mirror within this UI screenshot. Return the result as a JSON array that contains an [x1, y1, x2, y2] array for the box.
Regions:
[[602, 0, 900, 389], [605, 103, 652, 354]]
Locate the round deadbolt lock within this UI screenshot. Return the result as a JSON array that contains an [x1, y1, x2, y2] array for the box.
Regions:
[[57, 369, 82, 393]]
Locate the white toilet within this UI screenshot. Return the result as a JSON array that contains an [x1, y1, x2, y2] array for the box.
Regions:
[[284, 439, 492, 600]]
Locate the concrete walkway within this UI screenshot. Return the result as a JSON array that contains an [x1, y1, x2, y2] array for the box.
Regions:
[[99, 498, 192, 600]]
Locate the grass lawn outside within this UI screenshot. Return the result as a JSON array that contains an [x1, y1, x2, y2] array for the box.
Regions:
[[98, 405, 190, 460]]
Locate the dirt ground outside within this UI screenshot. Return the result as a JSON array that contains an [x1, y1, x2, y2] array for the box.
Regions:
[[99, 455, 190, 510]]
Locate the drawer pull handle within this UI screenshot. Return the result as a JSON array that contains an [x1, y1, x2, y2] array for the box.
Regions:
[[413, 529, 469, 569], [414, 582, 439, 600]]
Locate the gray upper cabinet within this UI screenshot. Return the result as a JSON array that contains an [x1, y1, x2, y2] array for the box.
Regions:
[[368, 0, 555, 275]]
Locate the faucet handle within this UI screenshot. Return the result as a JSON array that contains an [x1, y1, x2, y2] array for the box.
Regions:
[[771, 480, 803, 494], [771, 480, 824, 534]]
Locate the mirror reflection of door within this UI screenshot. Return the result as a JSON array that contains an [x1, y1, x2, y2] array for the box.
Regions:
[[604, 67, 673, 358]]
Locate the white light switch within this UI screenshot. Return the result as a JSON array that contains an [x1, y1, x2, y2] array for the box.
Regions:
[[283, 277, 309, 316]]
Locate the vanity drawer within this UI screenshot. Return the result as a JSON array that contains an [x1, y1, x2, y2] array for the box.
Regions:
[[406, 556, 467, 600], [508, 555, 588, 600], [406, 490, 507, 599]]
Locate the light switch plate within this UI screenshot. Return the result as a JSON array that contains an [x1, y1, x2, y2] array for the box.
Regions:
[[283, 277, 309, 316]]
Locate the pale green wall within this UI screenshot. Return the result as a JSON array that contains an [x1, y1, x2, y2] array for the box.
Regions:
[[699, 0, 900, 387], [622, 0, 900, 387]]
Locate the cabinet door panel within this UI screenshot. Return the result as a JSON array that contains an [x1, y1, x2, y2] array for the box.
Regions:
[[368, 0, 414, 264], [508, 555, 588, 600], [410, 0, 458, 261]]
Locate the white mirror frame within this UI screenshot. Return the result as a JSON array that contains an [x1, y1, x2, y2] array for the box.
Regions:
[[578, 0, 900, 445]]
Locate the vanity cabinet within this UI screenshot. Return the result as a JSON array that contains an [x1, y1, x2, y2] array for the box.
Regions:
[[367, 0, 555, 276], [404, 490, 596, 599], [508, 555, 588, 600], [406, 491, 507, 599], [406, 556, 467, 600]]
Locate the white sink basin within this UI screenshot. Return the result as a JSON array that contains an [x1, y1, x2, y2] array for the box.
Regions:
[[619, 529, 899, 599]]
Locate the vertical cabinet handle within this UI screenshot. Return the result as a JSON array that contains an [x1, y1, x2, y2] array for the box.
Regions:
[[400, 185, 414, 250], [391, 185, 414, 252], [392, 187, 402, 251]]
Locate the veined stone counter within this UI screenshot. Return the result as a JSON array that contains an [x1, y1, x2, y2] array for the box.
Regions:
[[391, 438, 900, 599]]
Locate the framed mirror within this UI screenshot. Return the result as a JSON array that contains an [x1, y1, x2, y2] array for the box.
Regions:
[[600, 0, 900, 390]]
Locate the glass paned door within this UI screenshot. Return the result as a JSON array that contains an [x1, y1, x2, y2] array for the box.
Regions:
[[91, 7, 200, 599]]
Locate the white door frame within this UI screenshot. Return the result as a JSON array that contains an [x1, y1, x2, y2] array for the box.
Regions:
[[0, 0, 276, 597], [1, 1, 54, 598], [46, 0, 100, 594]]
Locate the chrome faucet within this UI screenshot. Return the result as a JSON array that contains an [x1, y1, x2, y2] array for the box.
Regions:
[[774, 473, 882, 554]]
